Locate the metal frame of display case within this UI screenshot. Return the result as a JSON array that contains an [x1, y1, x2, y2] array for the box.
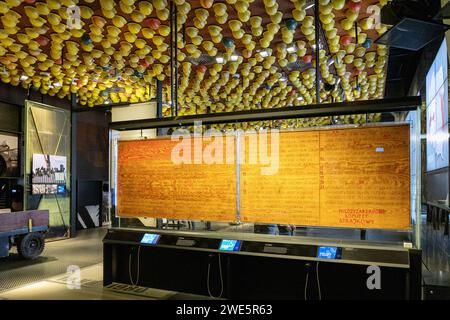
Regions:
[[110, 97, 420, 131]]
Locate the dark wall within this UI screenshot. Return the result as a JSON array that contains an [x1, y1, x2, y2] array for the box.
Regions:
[[0, 101, 21, 133], [76, 110, 110, 182], [0, 82, 72, 110], [426, 169, 449, 201]]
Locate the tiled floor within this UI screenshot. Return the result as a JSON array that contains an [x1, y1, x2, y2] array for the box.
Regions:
[[1, 220, 450, 300], [0, 228, 106, 293], [0, 263, 182, 300], [0, 227, 210, 300]]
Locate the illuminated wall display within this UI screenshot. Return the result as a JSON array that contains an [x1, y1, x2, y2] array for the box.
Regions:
[[117, 124, 411, 230], [426, 40, 449, 172]]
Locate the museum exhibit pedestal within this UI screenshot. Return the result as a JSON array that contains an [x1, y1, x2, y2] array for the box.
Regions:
[[103, 228, 422, 300]]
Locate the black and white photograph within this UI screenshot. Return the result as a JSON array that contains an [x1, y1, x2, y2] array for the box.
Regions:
[[0, 133, 19, 178], [31, 184, 46, 195], [32, 154, 67, 184]]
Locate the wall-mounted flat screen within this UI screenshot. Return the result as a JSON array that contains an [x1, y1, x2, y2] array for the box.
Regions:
[[426, 39, 449, 171]]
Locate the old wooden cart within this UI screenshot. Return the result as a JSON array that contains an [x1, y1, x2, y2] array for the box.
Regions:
[[0, 210, 49, 259]]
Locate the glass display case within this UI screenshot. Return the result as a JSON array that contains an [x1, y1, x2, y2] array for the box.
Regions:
[[108, 112, 422, 251]]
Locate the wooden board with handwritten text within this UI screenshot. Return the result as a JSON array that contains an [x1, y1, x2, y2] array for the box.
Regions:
[[240, 125, 411, 230], [117, 125, 411, 230], [117, 137, 237, 222], [318, 125, 410, 229], [240, 130, 321, 226]]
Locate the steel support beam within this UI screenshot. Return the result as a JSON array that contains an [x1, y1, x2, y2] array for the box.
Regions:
[[110, 96, 421, 131], [156, 79, 163, 118], [314, 0, 321, 104], [70, 92, 77, 238]]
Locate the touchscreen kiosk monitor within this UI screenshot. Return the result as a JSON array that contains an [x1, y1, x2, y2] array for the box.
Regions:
[[219, 239, 241, 251], [141, 233, 161, 245]]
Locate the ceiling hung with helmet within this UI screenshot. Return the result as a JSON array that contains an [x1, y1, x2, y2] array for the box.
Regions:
[[0, 0, 391, 126]]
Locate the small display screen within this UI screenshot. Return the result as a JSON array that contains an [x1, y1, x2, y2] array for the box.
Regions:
[[219, 239, 241, 251], [57, 185, 66, 194], [317, 246, 338, 259], [141, 233, 160, 245]]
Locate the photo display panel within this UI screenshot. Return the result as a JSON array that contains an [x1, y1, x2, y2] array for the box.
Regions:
[[117, 136, 237, 222], [426, 39, 448, 172], [240, 125, 411, 230]]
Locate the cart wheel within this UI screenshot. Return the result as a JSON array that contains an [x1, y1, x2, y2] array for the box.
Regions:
[[17, 232, 45, 260]]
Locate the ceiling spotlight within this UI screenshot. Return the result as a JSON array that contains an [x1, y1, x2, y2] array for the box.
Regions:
[[259, 50, 269, 57], [311, 42, 323, 51], [20, 75, 29, 81], [216, 56, 224, 64], [287, 45, 297, 53], [230, 54, 239, 61]]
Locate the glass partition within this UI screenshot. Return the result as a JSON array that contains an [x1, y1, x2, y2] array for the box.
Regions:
[[24, 101, 71, 239]]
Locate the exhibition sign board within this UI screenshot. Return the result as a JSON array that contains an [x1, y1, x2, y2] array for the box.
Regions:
[[117, 136, 237, 222], [117, 124, 411, 230], [240, 125, 411, 229]]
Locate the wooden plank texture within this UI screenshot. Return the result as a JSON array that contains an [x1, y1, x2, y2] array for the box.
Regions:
[[0, 210, 49, 233], [240, 130, 321, 225], [117, 125, 411, 230], [318, 125, 411, 229], [117, 137, 237, 221], [240, 125, 411, 230]]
